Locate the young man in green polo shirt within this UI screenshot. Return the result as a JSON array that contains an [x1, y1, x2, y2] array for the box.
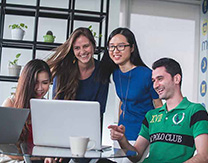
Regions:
[[109, 58, 208, 163]]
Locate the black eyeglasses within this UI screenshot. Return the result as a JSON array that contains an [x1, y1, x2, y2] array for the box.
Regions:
[[107, 44, 130, 52]]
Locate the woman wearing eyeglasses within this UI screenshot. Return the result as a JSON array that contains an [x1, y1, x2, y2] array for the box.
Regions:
[[100, 28, 162, 141]]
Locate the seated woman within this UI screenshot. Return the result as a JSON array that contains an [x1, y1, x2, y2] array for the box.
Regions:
[[2, 59, 51, 162]]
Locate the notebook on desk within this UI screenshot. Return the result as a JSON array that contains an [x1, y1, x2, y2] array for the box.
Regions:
[[0, 107, 30, 144], [30, 99, 110, 150]]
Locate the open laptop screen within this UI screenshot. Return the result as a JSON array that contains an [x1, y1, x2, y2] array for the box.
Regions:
[[0, 107, 29, 144], [30, 99, 101, 150]]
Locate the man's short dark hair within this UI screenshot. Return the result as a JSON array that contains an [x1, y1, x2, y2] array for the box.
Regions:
[[152, 58, 182, 86]]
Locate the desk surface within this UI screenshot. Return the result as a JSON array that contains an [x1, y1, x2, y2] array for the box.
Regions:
[[0, 142, 137, 159]]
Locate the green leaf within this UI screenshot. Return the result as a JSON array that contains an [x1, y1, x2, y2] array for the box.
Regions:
[[9, 23, 28, 29], [93, 32, 96, 36], [16, 53, 21, 58], [9, 53, 21, 65], [20, 23, 24, 27], [13, 59, 18, 64], [88, 25, 102, 38], [9, 61, 14, 65]]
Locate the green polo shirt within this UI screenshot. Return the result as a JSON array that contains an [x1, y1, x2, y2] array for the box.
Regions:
[[139, 97, 208, 163]]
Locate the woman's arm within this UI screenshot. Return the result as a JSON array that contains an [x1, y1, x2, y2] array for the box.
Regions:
[[119, 101, 122, 117], [2, 98, 14, 107], [96, 83, 109, 114]]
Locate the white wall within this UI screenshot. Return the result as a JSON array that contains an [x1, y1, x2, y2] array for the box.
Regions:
[[120, 0, 200, 102]]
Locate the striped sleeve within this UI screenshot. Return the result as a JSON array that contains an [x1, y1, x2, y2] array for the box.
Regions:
[[190, 104, 208, 138], [139, 116, 150, 141]]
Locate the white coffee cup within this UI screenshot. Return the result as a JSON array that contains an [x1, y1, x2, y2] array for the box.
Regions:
[[69, 136, 96, 157]]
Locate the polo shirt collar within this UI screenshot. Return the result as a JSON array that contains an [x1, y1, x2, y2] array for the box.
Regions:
[[159, 97, 190, 112]]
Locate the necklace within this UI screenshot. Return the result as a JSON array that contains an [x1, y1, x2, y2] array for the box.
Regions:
[[119, 70, 132, 119]]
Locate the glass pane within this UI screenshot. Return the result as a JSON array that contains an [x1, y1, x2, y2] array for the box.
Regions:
[[0, 82, 17, 105], [40, 0, 69, 9], [38, 18, 67, 43], [6, 0, 36, 6], [75, 0, 101, 12], [35, 50, 54, 61], [4, 15, 34, 41], [1, 48, 32, 76]]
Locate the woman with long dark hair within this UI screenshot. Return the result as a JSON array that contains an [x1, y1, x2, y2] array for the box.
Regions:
[[47, 27, 109, 118], [2, 59, 51, 162], [100, 28, 162, 141]]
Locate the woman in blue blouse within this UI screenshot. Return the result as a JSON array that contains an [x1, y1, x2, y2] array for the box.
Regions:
[[47, 27, 109, 118], [100, 28, 162, 141]]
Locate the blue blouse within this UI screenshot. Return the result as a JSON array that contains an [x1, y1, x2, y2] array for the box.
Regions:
[[53, 59, 109, 115], [113, 66, 159, 140]]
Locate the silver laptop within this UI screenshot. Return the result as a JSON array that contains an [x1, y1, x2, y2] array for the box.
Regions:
[[0, 107, 30, 144], [30, 99, 103, 150]]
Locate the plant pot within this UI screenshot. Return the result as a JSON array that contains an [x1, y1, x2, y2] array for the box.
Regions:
[[11, 28, 25, 40], [43, 35, 56, 43], [8, 65, 21, 76]]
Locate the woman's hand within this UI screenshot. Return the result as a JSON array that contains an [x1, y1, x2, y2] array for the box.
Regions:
[[44, 158, 63, 163]]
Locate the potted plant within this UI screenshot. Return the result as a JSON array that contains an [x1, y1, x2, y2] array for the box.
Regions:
[[8, 53, 22, 76], [88, 25, 102, 38], [9, 23, 28, 40], [43, 30, 56, 43]]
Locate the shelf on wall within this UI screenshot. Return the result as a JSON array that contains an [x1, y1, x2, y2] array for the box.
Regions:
[[4, 4, 106, 21], [2, 39, 34, 49], [1, 39, 105, 53], [1, 39, 62, 50], [5, 3, 107, 15], [0, 75, 18, 82]]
